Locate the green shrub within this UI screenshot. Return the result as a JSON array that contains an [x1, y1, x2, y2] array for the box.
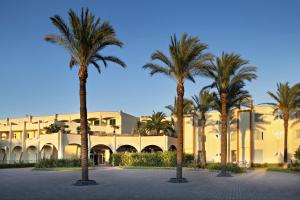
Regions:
[[205, 163, 245, 173], [35, 158, 94, 168], [0, 163, 35, 169], [111, 152, 193, 167]]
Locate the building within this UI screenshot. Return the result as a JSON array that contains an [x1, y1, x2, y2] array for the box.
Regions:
[[183, 106, 300, 165], [0, 111, 176, 165], [0, 106, 299, 165]]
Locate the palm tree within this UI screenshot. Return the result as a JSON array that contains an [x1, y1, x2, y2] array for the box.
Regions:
[[166, 97, 193, 115], [140, 111, 174, 136], [191, 90, 215, 166], [202, 52, 257, 175], [263, 82, 300, 166], [143, 33, 211, 182], [45, 8, 126, 184]]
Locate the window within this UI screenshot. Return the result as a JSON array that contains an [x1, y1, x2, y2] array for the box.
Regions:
[[254, 113, 264, 122], [94, 119, 100, 126], [296, 130, 300, 139], [254, 131, 263, 140], [109, 119, 116, 126], [13, 133, 17, 139]]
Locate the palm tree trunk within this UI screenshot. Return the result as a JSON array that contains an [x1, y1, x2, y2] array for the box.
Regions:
[[283, 112, 289, 164], [176, 82, 184, 180], [220, 92, 228, 174], [201, 118, 206, 165], [79, 76, 89, 181]]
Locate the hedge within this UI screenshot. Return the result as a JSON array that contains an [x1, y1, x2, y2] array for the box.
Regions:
[[0, 163, 35, 169], [34, 158, 94, 168], [111, 152, 193, 167], [205, 163, 245, 173]]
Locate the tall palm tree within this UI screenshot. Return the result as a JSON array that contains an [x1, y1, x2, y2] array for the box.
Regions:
[[140, 111, 174, 136], [263, 82, 300, 166], [202, 52, 257, 175], [143, 33, 211, 182], [45, 8, 126, 184], [166, 97, 193, 115], [191, 90, 215, 166]]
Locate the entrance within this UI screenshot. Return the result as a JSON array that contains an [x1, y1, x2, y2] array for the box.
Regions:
[[92, 152, 105, 165], [90, 144, 112, 166]]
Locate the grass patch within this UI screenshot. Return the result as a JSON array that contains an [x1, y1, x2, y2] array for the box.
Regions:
[[0, 163, 35, 169], [119, 166, 175, 170], [267, 167, 300, 173], [33, 167, 95, 172]]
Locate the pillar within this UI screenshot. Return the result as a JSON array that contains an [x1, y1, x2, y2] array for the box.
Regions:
[[58, 130, 63, 159], [8, 122, 12, 164], [21, 121, 26, 162], [88, 134, 91, 159], [138, 134, 142, 153], [37, 120, 41, 161], [112, 134, 117, 153], [164, 135, 168, 152]]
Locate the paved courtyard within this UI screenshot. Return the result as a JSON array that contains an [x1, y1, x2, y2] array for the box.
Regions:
[[0, 167, 299, 200]]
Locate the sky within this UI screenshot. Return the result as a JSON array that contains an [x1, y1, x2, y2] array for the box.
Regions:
[[1, 0, 300, 118]]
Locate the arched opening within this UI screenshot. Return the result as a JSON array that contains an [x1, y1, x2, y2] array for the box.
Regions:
[[64, 144, 81, 159], [168, 145, 177, 151], [41, 144, 58, 159], [12, 146, 22, 163], [142, 145, 163, 153], [25, 146, 38, 163], [0, 148, 7, 163], [117, 145, 137, 153], [90, 144, 112, 166]]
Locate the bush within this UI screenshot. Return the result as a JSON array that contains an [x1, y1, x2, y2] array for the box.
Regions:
[[205, 163, 245, 173], [0, 163, 35, 169], [111, 152, 193, 167], [35, 158, 94, 168]]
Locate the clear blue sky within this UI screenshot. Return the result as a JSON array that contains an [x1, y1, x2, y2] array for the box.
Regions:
[[1, 0, 300, 118]]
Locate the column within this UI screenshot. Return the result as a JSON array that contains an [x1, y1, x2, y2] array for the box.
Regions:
[[37, 120, 41, 161], [8, 122, 12, 164], [21, 121, 26, 162], [112, 134, 117, 153], [58, 130, 63, 159], [164, 135, 168, 151], [88, 134, 91, 159], [138, 134, 142, 153]]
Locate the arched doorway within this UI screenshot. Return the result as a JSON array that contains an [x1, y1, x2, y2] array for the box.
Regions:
[[117, 145, 137, 153], [41, 144, 58, 159], [64, 144, 81, 159], [0, 148, 7, 163], [90, 144, 112, 165], [142, 145, 163, 153], [12, 146, 22, 163], [169, 145, 176, 151], [26, 146, 38, 163]]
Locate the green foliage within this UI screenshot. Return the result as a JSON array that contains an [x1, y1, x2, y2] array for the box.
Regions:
[[44, 123, 62, 134], [138, 111, 174, 136], [205, 163, 245, 173], [0, 163, 35, 169], [295, 146, 300, 160], [166, 97, 193, 115], [35, 158, 94, 168], [112, 152, 193, 167]]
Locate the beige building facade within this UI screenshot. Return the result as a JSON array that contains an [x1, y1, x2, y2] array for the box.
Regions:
[[0, 106, 299, 165], [183, 106, 300, 165]]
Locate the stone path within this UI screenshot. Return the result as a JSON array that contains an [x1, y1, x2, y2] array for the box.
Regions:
[[0, 167, 299, 200]]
